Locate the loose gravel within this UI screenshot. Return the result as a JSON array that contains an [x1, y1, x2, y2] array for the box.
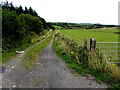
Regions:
[[2, 34, 108, 88]]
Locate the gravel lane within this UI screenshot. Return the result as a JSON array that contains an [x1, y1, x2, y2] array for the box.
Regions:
[[30, 35, 108, 88], [2, 34, 108, 88]]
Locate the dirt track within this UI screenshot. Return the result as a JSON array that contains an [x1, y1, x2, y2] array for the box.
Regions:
[[1, 34, 108, 88]]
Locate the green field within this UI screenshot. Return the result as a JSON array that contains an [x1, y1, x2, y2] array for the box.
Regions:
[[60, 29, 119, 63], [60, 29, 118, 44], [53, 25, 62, 29]]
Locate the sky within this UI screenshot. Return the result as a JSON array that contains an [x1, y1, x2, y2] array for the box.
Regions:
[[1, 0, 120, 25]]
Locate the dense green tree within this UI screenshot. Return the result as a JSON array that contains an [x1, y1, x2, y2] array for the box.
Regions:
[[2, 1, 54, 51], [40, 17, 47, 29], [9, 2, 15, 11], [24, 6, 28, 14], [33, 10, 38, 16], [17, 14, 32, 33], [16, 5, 23, 15], [28, 7, 33, 15], [2, 9, 18, 50], [2, 1, 9, 9], [31, 17, 43, 34], [16, 14, 43, 34]]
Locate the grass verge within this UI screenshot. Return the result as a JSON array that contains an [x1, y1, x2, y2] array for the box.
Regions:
[[22, 31, 54, 69], [52, 33, 120, 89], [2, 51, 16, 63]]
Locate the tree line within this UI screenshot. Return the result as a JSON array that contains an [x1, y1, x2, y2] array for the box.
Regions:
[[51, 22, 118, 29], [1, 1, 54, 52]]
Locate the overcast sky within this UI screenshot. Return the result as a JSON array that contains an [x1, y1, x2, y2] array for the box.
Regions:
[[1, 0, 120, 25]]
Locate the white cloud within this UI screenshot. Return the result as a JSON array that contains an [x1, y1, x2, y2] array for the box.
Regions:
[[2, 0, 119, 25]]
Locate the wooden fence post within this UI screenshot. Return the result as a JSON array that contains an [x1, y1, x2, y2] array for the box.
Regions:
[[90, 38, 92, 50], [90, 38, 96, 51]]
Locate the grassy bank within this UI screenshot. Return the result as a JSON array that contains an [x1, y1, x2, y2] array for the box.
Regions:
[[2, 30, 50, 63], [52, 32, 120, 89], [22, 31, 54, 69]]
